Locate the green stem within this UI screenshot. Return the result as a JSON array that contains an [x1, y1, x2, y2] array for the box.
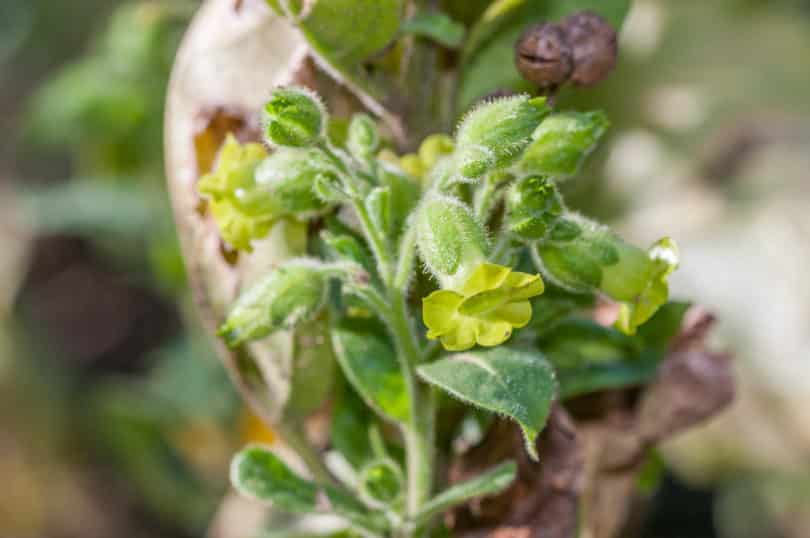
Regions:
[[354, 200, 395, 284], [275, 423, 333, 484], [388, 289, 435, 520]]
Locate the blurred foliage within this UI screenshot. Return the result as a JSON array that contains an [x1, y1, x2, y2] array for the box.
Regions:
[[2, 0, 810, 536]]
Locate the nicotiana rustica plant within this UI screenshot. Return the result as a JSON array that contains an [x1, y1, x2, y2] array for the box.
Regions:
[[197, 83, 677, 533], [164, 1, 732, 536]]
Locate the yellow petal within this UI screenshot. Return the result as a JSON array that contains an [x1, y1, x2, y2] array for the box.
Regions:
[[490, 300, 533, 328], [422, 290, 464, 336], [475, 320, 513, 347], [503, 271, 545, 300], [461, 263, 512, 296], [440, 318, 477, 351]]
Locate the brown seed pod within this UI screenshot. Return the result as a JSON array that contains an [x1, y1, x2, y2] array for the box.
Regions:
[[515, 22, 574, 89], [561, 11, 618, 86]]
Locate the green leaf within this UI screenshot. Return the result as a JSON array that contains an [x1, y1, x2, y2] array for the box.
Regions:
[[232, 446, 388, 533], [231, 445, 319, 513], [417, 347, 556, 460], [330, 320, 410, 423], [557, 360, 658, 399], [284, 320, 337, 420], [358, 459, 404, 507], [414, 461, 517, 524], [457, 0, 632, 110], [293, 0, 403, 69], [635, 301, 690, 352], [330, 383, 374, 468], [401, 12, 466, 48]]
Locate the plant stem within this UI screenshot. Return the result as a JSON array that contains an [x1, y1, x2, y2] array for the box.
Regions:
[[388, 288, 435, 521]]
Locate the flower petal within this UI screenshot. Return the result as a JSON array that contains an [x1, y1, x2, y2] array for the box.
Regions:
[[503, 271, 545, 300], [474, 319, 513, 347], [461, 263, 512, 296], [490, 300, 533, 328], [440, 318, 477, 351], [422, 290, 464, 336]]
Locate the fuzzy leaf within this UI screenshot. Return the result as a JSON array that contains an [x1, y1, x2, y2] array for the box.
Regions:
[[294, 0, 403, 68], [330, 320, 410, 423], [417, 347, 556, 460], [401, 12, 466, 48], [231, 445, 319, 513], [414, 461, 517, 524]]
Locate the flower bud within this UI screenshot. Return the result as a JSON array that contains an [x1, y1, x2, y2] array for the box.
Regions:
[[347, 113, 380, 160], [263, 86, 326, 147], [252, 147, 333, 216], [519, 111, 609, 178], [455, 95, 549, 180], [218, 259, 329, 347], [506, 176, 565, 240], [416, 195, 489, 289]]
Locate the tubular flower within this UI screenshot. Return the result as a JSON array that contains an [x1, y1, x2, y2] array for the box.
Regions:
[[197, 134, 270, 251], [422, 263, 545, 351]]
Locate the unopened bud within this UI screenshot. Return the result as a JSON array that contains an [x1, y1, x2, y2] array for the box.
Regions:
[[263, 86, 326, 147], [519, 111, 609, 178], [506, 176, 565, 240], [347, 113, 380, 160], [358, 459, 404, 508], [218, 259, 329, 347], [252, 148, 333, 216], [455, 95, 549, 180], [416, 195, 489, 288]]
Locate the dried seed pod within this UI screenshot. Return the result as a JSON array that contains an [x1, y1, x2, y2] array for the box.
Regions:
[[561, 11, 618, 86], [515, 23, 574, 89]]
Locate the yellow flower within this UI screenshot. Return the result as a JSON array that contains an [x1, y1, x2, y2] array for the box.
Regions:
[[422, 263, 545, 351], [198, 134, 271, 251]]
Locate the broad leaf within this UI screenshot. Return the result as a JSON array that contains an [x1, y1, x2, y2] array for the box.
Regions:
[[457, 0, 632, 110], [401, 12, 466, 48], [330, 383, 374, 468], [414, 461, 517, 524], [330, 320, 410, 423], [293, 0, 403, 67], [231, 445, 319, 513], [417, 347, 556, 460], [540, 304, 690, 398], [232, 446, 387, 533]]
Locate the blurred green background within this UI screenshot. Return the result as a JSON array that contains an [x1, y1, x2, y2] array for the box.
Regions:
[[2, 1, 810, 537]]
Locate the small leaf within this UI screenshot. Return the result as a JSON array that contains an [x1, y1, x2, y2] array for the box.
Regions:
[[358, 459, 404, 507], [331, 384, 374, 468], [417, 347, 556, 460], [330, 320, 410, 423], [231, 445, 318, 513], [401, 12, 466, 48], [414, 461, 517, 524]]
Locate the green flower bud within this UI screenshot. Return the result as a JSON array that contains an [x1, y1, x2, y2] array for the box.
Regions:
[[263, 86, 326, 147], [347, 113, 380, 160], [252, 147, 333, 216], [416, 195, 489, 289], [455, 95, 549, 180], [506, 176, 566, 240], [519, 111, 609, 179], [358, 459, 404, 508], [218, 259, 329, 347], [533, 215, 620, 293]]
